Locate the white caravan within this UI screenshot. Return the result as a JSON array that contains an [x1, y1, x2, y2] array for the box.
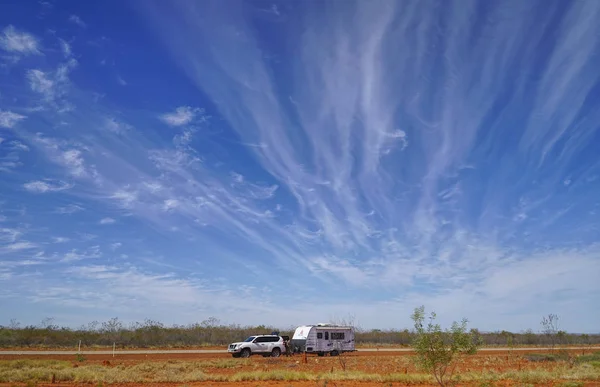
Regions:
[[291, 323, 355, 356]]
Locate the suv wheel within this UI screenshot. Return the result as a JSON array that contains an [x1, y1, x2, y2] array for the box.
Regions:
[[271, 348, 281, 357], [240, 348, 251, 358]]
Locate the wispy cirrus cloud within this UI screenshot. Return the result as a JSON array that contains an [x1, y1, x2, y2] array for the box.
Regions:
[[0, 111, 27, 128], [17, 263, 276, 319], [68, 15, 86, 28], [99, 217, 116, 225], [26, 58, 77, 110], [110, 189, 138, 209], [61, 246, 101, 262], [4, 241, 37, 251], [0, 227, 37, 255], [0, 228, 22, 243], [31, 134, 94, 178], [6, 141, 29, 152], [58, 39, 71, 58], [159, 106, 204, 127], [23, 179, 72, 193], [54, 204, 84, 214], [0, 25, 41, 55], [110, 242, 122, 250], [0, 1, 598, 332], [127, 0, 600, 328], [104, 117, 132, 135]]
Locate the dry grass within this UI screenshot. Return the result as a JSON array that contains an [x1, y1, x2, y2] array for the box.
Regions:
[[1, 358, 599, 384], [166, 358, 248, 369]]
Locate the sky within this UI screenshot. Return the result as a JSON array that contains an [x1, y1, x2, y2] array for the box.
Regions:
[[0, 0, 599, 334]]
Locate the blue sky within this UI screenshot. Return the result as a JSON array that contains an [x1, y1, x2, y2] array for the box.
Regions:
[[1, 0, 599, 333]]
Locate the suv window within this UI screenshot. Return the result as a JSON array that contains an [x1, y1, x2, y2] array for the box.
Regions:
[[254, 336, 279, 343]]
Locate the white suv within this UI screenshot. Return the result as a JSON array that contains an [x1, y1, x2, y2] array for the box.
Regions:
[[227, 335, 286, 358]]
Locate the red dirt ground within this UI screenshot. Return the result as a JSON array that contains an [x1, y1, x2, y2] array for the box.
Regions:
[[1, 349, 598, 387], [4, 383, 600, 387]]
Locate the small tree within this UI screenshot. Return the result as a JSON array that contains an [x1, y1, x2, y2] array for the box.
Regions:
[[540, 314, 559, 352], [580, 334, 591, 355], [500, 330, 515, 355], [411, 306, 482, 387]]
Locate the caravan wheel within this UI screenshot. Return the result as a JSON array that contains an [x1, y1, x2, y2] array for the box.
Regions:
[[330, 350, 339, 356]]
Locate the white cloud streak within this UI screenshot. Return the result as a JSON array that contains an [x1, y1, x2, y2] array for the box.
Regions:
[[15, 264, 278, 319], [99, 217, 116, 225], [26, 58, 77, 109], [110, 242, 122, 250], [104, 117, 132, 135], [31, 135, 94, 178], [0, 25, 40, 55], [159, 106, 203, 127], [59, 38, 71, 58], [61, 246, 101, 262], [0, 110, 27, 128], [23, 180, 72, 193], [68, 15, 86, 28], [54, 204, 84, 214]]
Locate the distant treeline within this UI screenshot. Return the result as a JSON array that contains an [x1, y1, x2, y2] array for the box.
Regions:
[[0, 317, 598, 348]]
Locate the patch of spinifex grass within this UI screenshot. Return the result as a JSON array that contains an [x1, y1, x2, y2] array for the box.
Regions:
[[326, 371, 432, 384], [228, 370, 433, 383], [456, 362, 600, 384], [575, 351, 600, 364], [0, 360, 73, 383], [4, 358, 600, 384], [0, 359, 71, 370], [0, 360, 213, 384], [200, 358, 249, 368], [229, 370, 315, 381]]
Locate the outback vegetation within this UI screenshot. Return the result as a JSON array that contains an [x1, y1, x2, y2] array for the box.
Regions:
[[411, 306, 482, 386], [0, 315, 598, 349], [1, 311, 598, 386], [1, 351, 599, 385]]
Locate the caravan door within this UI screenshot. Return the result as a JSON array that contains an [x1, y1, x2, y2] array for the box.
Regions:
[[330, 329, 351, 353]]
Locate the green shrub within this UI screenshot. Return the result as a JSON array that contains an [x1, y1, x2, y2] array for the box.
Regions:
[[575, 351, 600, 364], [558, 382, 584, 387], [410, 305, 482, 387]]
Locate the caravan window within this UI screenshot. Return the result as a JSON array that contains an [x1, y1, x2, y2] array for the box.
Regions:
[[317, 332, 323, 339], [331, 332, 345, 340], [325, 332, 329, 340]]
